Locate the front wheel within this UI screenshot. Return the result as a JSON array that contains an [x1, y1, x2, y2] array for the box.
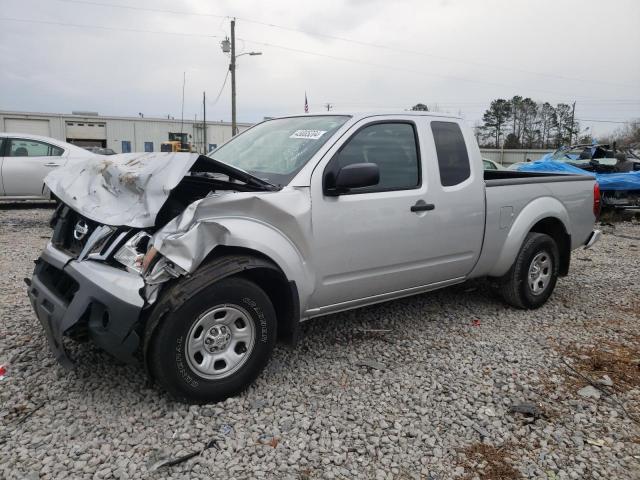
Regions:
[[497, 232, 559, 309], [146, 276, 277, 403]]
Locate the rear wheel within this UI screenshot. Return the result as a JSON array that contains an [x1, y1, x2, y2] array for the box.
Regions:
[[498, 232, 559, 309], [146, 276, 277, 404]]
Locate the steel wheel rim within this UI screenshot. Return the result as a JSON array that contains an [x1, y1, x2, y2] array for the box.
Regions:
[[528, 251, 552, 296], [185, 304, 256, 380]]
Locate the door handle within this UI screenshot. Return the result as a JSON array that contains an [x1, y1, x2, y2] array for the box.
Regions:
[[410, 203, 435, 212], [44, 162, 60, 167]]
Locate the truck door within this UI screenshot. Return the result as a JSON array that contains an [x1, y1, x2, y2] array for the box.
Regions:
[[308, 117, 485, 311], [2, 138, 65, 197], [419, 119, 485, 280]]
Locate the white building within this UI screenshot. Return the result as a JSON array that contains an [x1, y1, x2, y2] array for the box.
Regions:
[[0, 110, 252, 154]]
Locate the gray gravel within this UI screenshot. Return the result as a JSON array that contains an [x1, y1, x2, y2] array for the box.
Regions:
[[1, 205, 639, 479]]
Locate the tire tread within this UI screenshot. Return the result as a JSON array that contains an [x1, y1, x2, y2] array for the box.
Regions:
[[145, 274, 276, 404], [498, 232, 559, 310]]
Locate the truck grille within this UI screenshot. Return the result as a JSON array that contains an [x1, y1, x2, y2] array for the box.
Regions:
[[51, 205, 99, 258]]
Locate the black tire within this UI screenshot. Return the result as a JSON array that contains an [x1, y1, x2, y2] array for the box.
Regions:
[[497, 232, 559, 309], [146, 276, 277, 404]]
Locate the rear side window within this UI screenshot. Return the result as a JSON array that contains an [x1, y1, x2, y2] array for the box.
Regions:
[[431, 121, 470, 186], [8, 139, 63, 157], [328, 122, 420, 193]]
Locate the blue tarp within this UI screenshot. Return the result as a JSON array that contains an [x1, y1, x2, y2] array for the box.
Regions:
[[516, 159, 640, 191]]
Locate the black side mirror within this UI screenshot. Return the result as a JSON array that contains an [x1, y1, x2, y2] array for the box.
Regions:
[[326, 163, 379, 195]]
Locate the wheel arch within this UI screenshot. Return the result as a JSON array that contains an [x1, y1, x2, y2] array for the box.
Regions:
[[142, 248, 301, 378], [529, 217, 571, 276], [204, 246, 301, 345], [488, 196, 571, 277]]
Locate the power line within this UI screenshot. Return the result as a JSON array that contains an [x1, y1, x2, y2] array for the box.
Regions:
[[209, 70, 230, 107], [235, 37, 620, 100], [57, 0, 227, 19], [0, 16, 221, 38], [576, 118, 635, 124], [0, 16, 530, 92], [1, 15, 637, 103], [238, 20, 638, 90], [52, 0, 639, 90]]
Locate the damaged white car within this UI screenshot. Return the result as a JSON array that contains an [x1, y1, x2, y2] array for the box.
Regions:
[[27, 113, 600, 403]]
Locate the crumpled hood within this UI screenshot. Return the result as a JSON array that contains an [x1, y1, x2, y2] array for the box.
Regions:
[[45, 152, 200, 227]]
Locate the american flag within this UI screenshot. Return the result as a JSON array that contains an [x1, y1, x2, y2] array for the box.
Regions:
[[304, 92, 308, 113]]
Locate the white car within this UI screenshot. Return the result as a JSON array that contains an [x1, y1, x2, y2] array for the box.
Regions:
[[0, 133, 97, 199], [482, 158, 506, 170]]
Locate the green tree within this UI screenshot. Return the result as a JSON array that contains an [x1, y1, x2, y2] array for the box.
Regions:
[[480, 97, 583, 149], [518, 98, 538, 148], [481, 99, 511, 147], [410, 103, 429, 111], [504, 133, 521, 149], [509, 95, 522, 139], [609, 119, 640, 147], [554, 103, 579, 147], [538, 102, 557, 148]]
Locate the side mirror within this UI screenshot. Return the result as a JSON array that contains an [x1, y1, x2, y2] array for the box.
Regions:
[[326, 163, 379, 195]]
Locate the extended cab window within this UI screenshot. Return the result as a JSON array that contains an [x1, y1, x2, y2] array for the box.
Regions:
[[327, 122, 420, 193], [431, 121, 470, 187], [9, 139, 63, 157]]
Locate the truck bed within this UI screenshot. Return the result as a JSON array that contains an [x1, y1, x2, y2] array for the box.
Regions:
[[470, 169, 596, 280], [484, 170, 593, 187]]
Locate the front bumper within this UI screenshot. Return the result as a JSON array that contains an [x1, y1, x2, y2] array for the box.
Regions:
[[27, 242, 145, 367]]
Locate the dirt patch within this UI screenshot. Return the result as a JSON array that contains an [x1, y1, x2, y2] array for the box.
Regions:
[[613, 299, 640, 318], [461, 443, 521, 480], [563, 339, 640, 392]]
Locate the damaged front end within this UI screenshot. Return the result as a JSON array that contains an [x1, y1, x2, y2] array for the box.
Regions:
[[28, 152, 286, 367]]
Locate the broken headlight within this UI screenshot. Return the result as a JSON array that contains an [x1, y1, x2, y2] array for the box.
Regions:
[[114, 231, 152, 273]]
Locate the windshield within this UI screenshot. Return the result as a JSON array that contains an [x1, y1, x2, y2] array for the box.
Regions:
[[207, 115, 350, 186]]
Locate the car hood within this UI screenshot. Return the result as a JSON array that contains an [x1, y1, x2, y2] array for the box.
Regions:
[[45, 152, 203, 228]]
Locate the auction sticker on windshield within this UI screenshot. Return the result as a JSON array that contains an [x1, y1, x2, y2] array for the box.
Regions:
[[290, 130, 327, 140]]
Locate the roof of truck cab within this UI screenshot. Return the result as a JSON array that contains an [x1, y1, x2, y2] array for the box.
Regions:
[[276, 111, 463, 121]]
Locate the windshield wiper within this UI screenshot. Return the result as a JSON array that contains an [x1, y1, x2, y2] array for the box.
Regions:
[[191, 155, 279, 191]]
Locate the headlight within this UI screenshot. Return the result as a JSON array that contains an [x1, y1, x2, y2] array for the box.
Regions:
[[114, 231, 152, 273]]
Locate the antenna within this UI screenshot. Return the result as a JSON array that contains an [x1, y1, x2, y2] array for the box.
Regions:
[[180, 71, 186, 135]]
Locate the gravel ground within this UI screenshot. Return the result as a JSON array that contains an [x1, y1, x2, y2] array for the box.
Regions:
[[1, 205, 639, 480]]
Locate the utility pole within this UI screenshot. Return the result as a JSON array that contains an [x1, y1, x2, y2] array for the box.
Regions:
[[180, 71, 185, 135], [569, 101, 576, 145], [203, 91, 207, 154], [221, 20, 260, 136], [230, 18, 237, 136]]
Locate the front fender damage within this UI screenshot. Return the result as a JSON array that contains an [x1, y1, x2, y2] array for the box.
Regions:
[[141, 188, 313, 307]]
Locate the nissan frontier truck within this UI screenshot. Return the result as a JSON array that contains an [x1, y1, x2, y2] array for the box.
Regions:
[[28, 112, 601, 403]]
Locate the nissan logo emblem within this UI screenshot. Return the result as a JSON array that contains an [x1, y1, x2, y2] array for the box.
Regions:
[[73, 220, 89, 241]]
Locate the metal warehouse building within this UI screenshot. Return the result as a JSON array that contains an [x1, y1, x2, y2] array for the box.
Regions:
[[0, 110, 252, 154]]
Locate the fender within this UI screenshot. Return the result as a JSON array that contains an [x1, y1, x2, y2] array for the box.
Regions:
[[42, 183, 52, 200], [154, 216, 315, 310], [488, 196, 570, 277]]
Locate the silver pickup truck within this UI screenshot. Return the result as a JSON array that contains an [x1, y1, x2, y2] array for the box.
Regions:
[[27, 112, 601, 403]]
